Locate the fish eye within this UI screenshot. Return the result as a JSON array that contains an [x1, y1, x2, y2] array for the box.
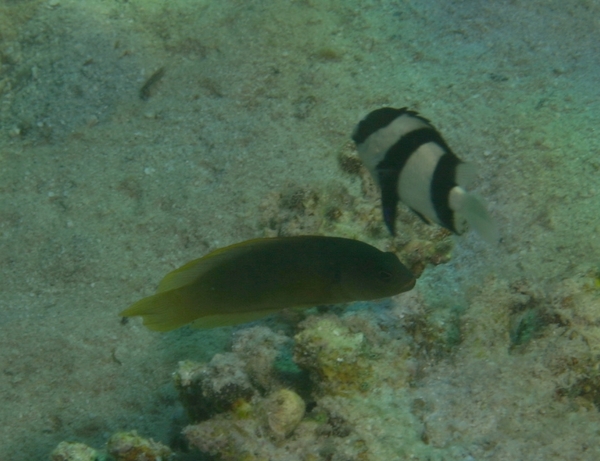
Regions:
[[378, 270, 392, 282]]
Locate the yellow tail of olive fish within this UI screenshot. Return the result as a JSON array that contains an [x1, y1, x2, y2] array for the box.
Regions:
[[120, 236, 415, 331]]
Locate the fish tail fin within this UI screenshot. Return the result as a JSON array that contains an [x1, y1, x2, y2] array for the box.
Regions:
[[120, 290, 199, 332], [452, 189, 499, 244]]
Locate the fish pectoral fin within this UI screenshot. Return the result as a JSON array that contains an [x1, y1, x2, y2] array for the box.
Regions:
[[409, 207, 432, 225]]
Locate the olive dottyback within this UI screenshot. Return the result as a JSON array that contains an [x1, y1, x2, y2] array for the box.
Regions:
[[121, 236, 415, 331]]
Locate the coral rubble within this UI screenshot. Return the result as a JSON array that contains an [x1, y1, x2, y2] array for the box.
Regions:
[[181, 317, 434, 460], [173, 354, 255, 422], [49, 270, 600, 461], [107, 431, 172, 461], [50, 442, 99, 461]]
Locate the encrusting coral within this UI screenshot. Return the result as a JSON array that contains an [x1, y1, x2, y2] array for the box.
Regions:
[[173, 353, 255, 422], [182, 317, 427, 460], [49, 270, 600, 461], [293, 316, 373, 395], [231, 326, 297, 392], [263, 388, 306, 438], [49, 432, 172, 461], [107, 431, 172, 461], [50, 442, 99, 461], [183, 388, 309, 459]]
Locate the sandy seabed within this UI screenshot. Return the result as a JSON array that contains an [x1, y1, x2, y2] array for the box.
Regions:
[[1, 1, 599, 460]]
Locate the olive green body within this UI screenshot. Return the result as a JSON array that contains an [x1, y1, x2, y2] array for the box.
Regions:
[[121, 236, 415, 331]]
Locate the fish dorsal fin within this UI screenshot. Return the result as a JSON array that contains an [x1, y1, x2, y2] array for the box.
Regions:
[[156, 238, 277, 293]]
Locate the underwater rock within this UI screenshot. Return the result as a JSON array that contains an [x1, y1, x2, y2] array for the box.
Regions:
[[180, 319, 432, 459], [398, 291, 466, 360], [397, 236, 453, 278], [173, 353, 255, 422], [263, 389, 306, 438], [184, 414, 323, 461], [231, 326, 294, 392], [293, 316, 373, 394], [50, 442, 99, 461], [106, 431, 172, 461], [259, 186, 322, 236], [182, 378, 427, 460]]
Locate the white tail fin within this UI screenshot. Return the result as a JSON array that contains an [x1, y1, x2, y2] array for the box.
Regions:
[[450, 187, 499, 244]]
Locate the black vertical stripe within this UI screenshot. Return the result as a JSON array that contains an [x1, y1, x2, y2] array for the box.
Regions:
[[376, 127, 451, 234], [352, 107, 408, 144], [377, 168, 400, 235], [378, 127, 451, 171], [431, 152, 461, 233], [353, 107, 432, 145]]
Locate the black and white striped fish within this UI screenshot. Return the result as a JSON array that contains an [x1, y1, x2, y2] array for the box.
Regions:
[[352, 107, 498, 243]]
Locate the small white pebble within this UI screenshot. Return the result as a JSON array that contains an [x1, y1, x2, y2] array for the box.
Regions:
[[87, 115, 99, 127]]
